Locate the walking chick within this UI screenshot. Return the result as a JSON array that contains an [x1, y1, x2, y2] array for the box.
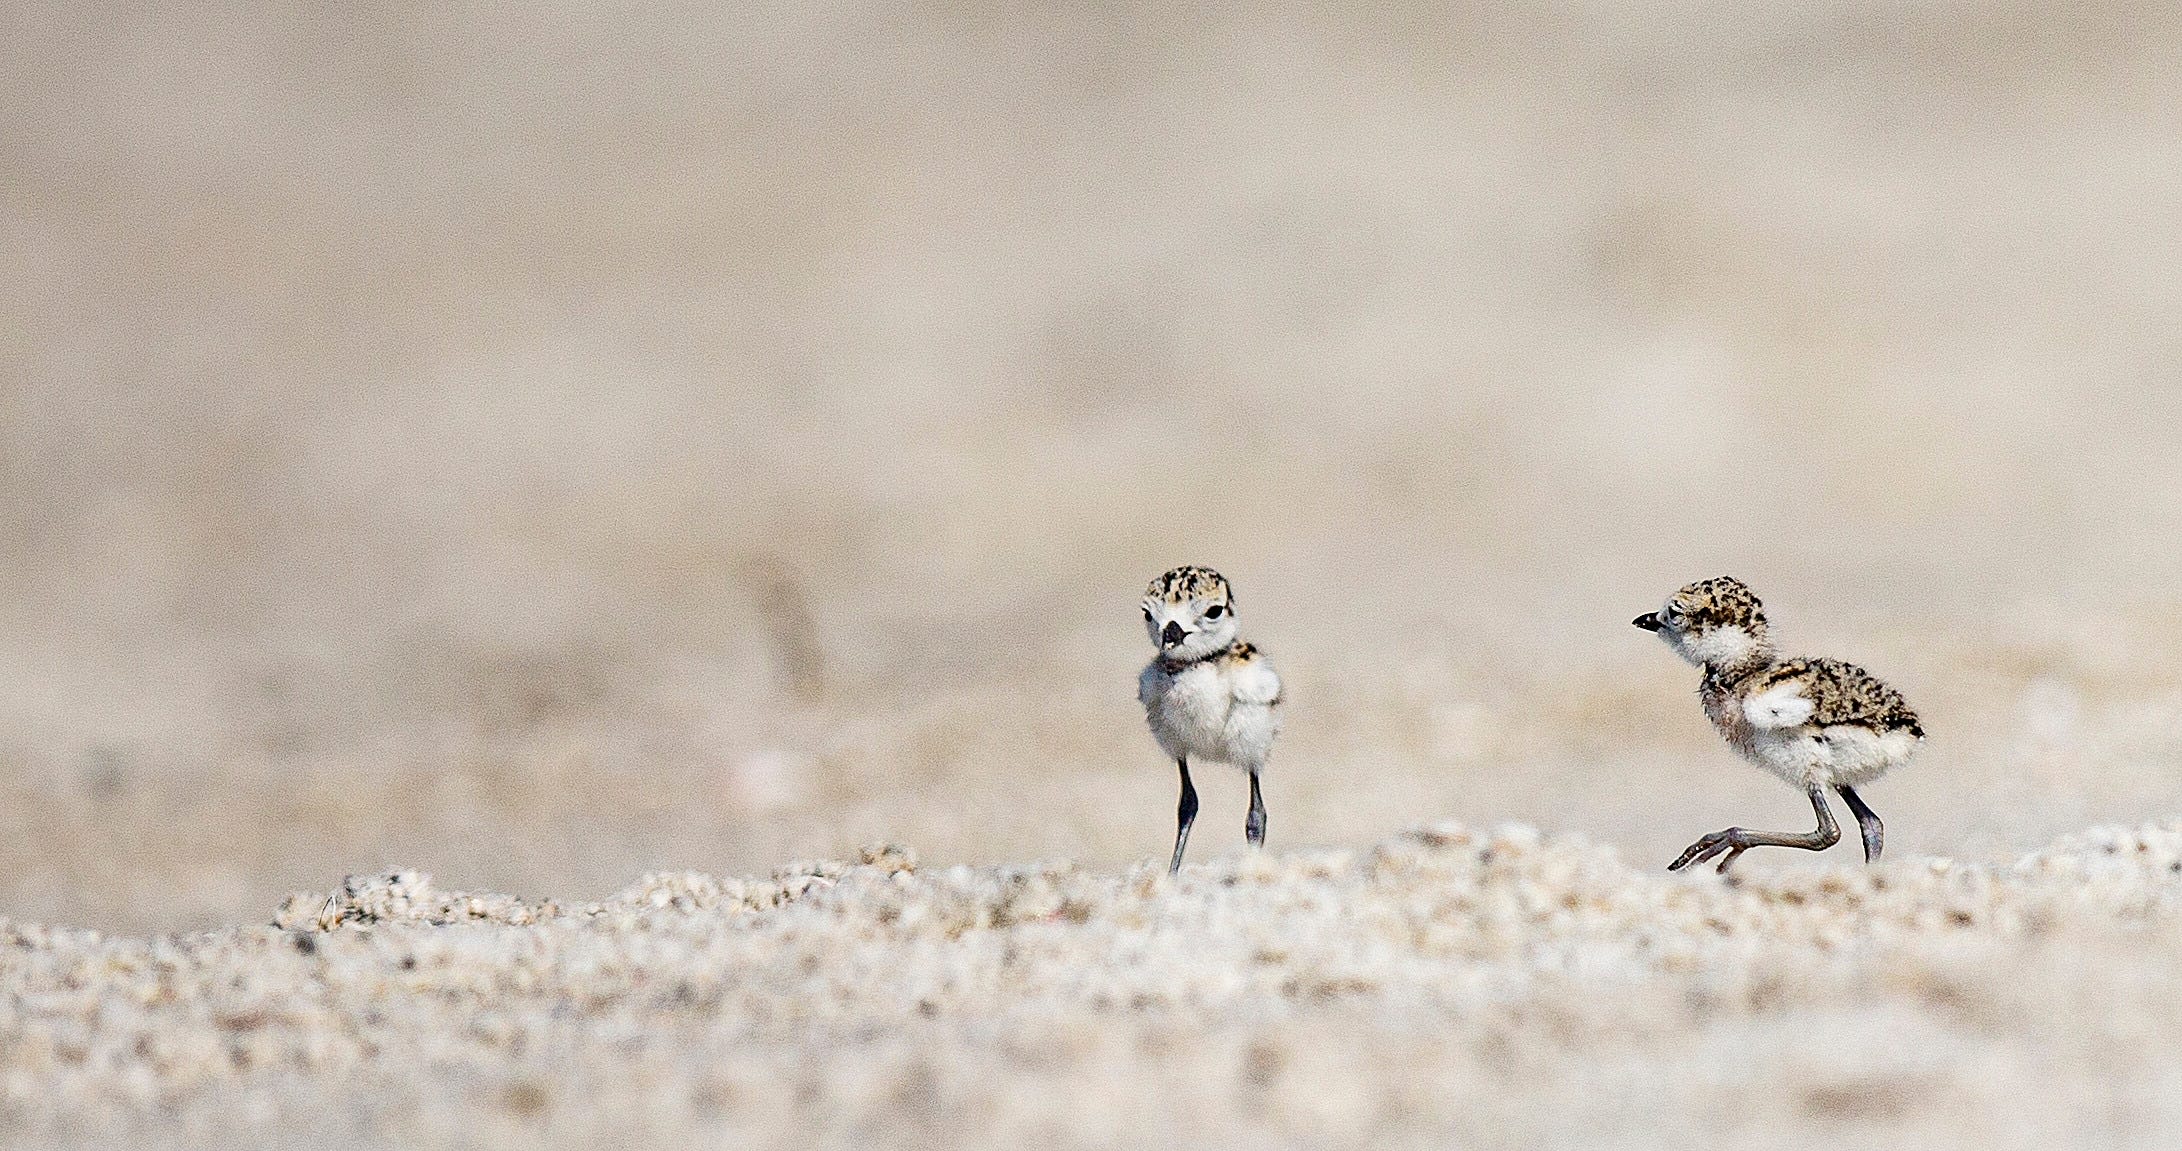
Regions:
[[1635, 576, 1922, 873]]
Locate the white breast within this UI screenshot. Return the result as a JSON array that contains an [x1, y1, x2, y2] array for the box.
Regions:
[[1141, 657, 1283, 771], [1142, 661, 1232, 762]]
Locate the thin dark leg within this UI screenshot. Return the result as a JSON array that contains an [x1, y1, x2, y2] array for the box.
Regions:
[[1669, 784, 1840, 874], [1245, 770, 1267, 848], [1834, 784, 1883, 863], [1168, 759, 1199, 875]]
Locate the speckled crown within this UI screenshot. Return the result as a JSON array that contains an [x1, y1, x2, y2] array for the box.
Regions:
[[1146, 565, 1232, 605], [1670, 576, 1766, 632]]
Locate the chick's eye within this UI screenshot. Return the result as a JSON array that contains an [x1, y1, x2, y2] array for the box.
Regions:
[[1204, 604, 1226, 619]]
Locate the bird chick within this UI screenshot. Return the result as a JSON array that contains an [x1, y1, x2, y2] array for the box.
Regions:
[[1634, 576, 1922, 873], [1138, 565, 1283, 874]]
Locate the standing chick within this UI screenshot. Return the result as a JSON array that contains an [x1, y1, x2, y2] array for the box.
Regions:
[[1633, 576, 1922, 873], [1138, 566, 1283, 874]]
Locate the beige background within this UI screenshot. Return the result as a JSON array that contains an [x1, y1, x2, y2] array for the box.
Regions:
[[6, 1, 2182, 933]]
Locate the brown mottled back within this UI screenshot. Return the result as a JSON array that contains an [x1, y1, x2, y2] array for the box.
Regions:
[[1752, 658, 1924, 736]]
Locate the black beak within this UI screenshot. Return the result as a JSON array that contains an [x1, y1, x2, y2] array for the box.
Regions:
[[1632, 613, 1663, 632], [1161, 621, 1187, 648]]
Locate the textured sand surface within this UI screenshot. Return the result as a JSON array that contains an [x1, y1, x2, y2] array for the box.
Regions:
[[7, 822, 2182, 1149]]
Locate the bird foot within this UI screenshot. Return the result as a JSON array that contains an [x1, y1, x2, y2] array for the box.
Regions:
[[1669, 829, 1751, 873]]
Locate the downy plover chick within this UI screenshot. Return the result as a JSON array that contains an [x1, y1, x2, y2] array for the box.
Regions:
[[1634, 576, 1922, 873], [1138, 566, 1283, 874]]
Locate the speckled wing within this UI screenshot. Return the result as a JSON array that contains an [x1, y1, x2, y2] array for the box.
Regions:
[[1747, 658, 1922, 736]]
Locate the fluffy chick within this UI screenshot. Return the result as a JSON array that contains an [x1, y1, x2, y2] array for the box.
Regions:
[[1138, 565, 1283, 874], [1635, 576, 1922, 872]]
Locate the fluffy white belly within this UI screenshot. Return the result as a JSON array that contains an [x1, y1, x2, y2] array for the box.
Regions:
[[1142, 663, 1276, 769], [1748, 725, 1919, 787]]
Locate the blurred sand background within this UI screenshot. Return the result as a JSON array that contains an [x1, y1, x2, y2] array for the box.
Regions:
[[14, 4, 2182, 1146], [6, 1, 2182, 937]]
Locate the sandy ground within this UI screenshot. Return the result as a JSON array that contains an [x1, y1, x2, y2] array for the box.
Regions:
[[7, 821, 2182, 1149]]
